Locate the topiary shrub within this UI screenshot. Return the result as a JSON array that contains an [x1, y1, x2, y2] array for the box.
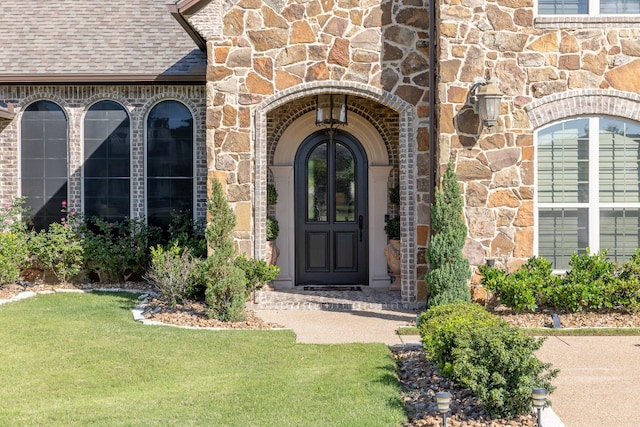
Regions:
[[425, 162, 471, 307], [418, 302, 558, 418], [266, 215, 279, 241]]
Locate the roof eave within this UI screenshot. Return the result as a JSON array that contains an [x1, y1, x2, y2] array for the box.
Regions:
[[167, 2, 207, 51], [0, 73, 206, 85]]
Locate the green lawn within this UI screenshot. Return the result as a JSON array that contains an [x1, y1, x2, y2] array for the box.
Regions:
[[0, 292, 406, 427]]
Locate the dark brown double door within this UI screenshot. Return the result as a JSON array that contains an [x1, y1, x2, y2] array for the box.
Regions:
[[294, 130, 368, 286]]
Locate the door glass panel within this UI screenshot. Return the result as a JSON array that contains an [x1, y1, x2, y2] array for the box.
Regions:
[[334, 142, 356, 222], [307, 143, 328, 222]]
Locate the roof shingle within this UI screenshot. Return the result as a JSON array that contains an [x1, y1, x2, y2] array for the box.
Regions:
[[0, 0, 206, 82]]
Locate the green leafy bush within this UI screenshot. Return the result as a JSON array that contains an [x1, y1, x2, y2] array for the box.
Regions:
[[425, 162, 471, 307], [81, 217, 161, 283], [0, 232, 30, 286], [479, 251, 640, 313], [234, 253, 280, 292], [167, 210, 206, 259], [28, 221, 84, 283], [0, 198, 32, 286], [146, 244, 199, 306], [480, 257, 557, 312], [418, 302, 557, 418], [549, 250, 618, 312]]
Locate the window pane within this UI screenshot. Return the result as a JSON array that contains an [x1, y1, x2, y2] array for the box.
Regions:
[[539, 0, 587, 14], [146, 101, 194, 229], [538, 208, 589, 270], [84, 101, 130, 221], [599, 118, 640, 203], [334, 143, 356, 222], [601, 0, 640, 14], [307, 143, 328, 222], [21, 100, 68, 231], [600, 208, 640, 263], [538, 119, 589, 203]]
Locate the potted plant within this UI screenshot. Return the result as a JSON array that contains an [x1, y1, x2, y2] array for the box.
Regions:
[[384, 186, 401, 290], [265, 183, 280, 276]]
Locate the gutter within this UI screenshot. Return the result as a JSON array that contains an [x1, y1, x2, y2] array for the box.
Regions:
[[167, 3, 207, 51], [0, 73, 206, 85]]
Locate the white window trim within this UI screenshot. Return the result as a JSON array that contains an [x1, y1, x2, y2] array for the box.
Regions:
[[536, 0, 640, 16], [535, 116, 640, 271]]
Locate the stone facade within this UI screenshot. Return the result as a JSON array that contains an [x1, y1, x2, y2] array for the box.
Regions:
[[187, 0, 433, 301], [436, 0, 640, 279], [0, 85, 207, 222]]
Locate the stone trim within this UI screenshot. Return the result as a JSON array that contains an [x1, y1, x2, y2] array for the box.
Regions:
[[254, 81, 419, 302], [525, 89, 640, 129], [535, 16, 640, 29]]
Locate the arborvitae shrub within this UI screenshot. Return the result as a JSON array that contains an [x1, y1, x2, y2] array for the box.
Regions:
[[425, 162, 471, 307]]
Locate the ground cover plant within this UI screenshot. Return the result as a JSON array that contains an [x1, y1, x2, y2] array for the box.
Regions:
[[0, 292, 406, 427]]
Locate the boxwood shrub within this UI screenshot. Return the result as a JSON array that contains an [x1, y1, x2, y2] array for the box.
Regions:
[[418, 302, 557, 418]]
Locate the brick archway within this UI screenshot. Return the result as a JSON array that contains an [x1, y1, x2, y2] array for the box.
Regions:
[[254, 81, 419, 302]]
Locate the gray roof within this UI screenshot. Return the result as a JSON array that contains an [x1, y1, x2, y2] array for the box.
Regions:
[[0, 0, 206, 83]]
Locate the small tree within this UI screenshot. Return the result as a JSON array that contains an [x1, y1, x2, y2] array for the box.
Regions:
[[200, 178, 248, 321], [425, 161, 471, 307]]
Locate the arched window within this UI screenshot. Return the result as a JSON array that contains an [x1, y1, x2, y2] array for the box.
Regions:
[[537, 117, 640, 269], [146, 100, 194, 229], [21, 100, 68, 230], [84, 100, 130, 222]]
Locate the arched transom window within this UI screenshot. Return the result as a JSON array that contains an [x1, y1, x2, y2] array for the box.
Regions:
[[537, 116, 640, 269]]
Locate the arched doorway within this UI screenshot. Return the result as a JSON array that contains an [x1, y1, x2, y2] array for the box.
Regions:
[[294, 130, 368, 286]]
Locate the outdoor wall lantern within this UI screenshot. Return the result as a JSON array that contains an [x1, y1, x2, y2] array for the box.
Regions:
[[316, 94, 348, 141], [532, 387, 548, 427], [435, 391, 453, 427], [469, 75, 503, 131]]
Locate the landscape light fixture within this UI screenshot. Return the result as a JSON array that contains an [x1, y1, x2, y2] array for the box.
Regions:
[[532, 387, 548, 427], [469, 73, 503, 131], [435, 391, 452, 427], [315, 93, 348, 142]]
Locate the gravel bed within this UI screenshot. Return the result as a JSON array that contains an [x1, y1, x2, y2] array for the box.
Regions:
[[395, 348, 540, 427]]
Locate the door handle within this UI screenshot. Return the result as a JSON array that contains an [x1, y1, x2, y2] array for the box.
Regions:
[[358, 215, 363, 242]]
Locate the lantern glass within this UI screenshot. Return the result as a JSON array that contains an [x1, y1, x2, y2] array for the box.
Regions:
[[474, 78, 503, 129], [316, 94, 347, 127]]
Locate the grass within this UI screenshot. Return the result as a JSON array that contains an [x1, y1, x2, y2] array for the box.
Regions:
[[0, 292, 406, 427]]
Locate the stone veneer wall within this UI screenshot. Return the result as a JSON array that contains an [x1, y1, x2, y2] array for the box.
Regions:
[[436, 0, 640, 279], [192, 0, 433, 299], [0, 85, 207, 221]]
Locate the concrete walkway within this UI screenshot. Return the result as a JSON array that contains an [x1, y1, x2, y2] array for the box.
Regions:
[[536, 336, 640, 427], [256, 308, 421, 345]]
